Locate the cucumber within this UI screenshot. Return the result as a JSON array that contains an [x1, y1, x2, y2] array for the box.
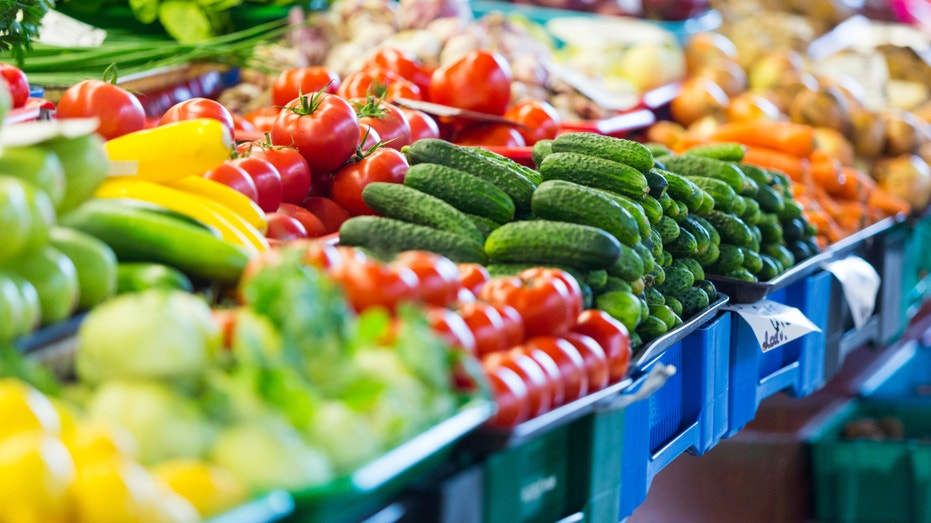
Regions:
[[674, 257, 705, 282], [485, 220, 621, 270], [737, 163, 773, 187], [649, 229, 664, 258], [638, 295, 651, 323], [636, 315, 668, 342], [789, 239, 817, 263], [629, 276, 646, 296], [763, 243, 796, 270], [592, 189, 651, 240], [532, 180, 641, 246], [656, 265, 694, 297], [596, 291, 642, 332], [755, 183, 786, 214], [606, 243, 646, 281], [697, 190, 715, 215], [742, 176, 761, 197], [602, 276, 632, 293], [656, 154, 753, 194], [676, 201, 688, 218], [659, 169, 705, 212], [748, 224, 762, 251], [702, 210, 755, 248], [665, 295, 683, 317], [694, 279, 717, 301], [403, 163, 515, 224], [658, 250, 674, 268], [362, 182, 484, 243], [49, 227, 117, 310], [782, 217, 806, 242], [639, 195, 664, 225], [340, 216, 486, 263], [644, 286, 666, 307], [684, 142, 746, 162], [405, 139, 536, 213], [643, 169, 669, 198], [645, 142, 672, 158], [658, 193, 675, 213], [532, 139, 554, 169], [695, 242, 720, 266], [655, 215, 681, 244], [723, 267, 758, 282], [630, 331, 643, 348], [116, 262, 193, 294], [552, 132, 655, 173], [465, 213, 500, 240], [665, 228, 698, 257], [778, 200, 804, 222], [758, 254, 784, 281], [741, 247, 764, 274], [662, 194, 681, 220], [680, 216, 712, 256], [648, 264, 666, 286], [758, 215, 784, 244], [740, 197, 762, 226], [586, 270, 608, 291], [650, 305, 681, 329], [676, 286, 710, 318], [711, 244, 745, 272], [632, 242, 655, 274], [691, 215, 720, 245], [539, 152, 649, 200], [467, 146, 543, 185], [686, 176, 739, 214]]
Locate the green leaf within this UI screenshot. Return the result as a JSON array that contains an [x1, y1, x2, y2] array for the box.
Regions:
[[158, 0, 215, 43], [129, 0, 160, 24]]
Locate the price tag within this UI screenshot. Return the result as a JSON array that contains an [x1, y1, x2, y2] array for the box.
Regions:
[[724, 300, 822, 352], [37, 10, 107, 48], [822, 256, 881, 329]]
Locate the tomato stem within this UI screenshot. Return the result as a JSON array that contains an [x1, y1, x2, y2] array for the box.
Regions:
[[101, 63, 120, 85]]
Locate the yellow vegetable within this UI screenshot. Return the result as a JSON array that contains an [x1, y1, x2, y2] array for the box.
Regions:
[[0, 379, 61, 441], [104, 119, 232, 183], [152, 459, 247, 518], [64, 420, 138, 469], [167, 176, 268, 233], [72, 458, 165, 523], [0, 432, 76, 522]]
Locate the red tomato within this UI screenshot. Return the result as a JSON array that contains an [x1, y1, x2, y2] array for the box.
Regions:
[[158, 97, 236, 135], [391, 251, 460, 307], [243, 106, 281, 133], [328, 257, 419, 313], [400, 108, 441, 141], [457, 301, 507, 356], [359, 123, 381, 150], [351, 97, 412, 151], [483, 350, 551, 419], [271, 92, 360, 174], [236, 141, 312, 205], [478, 273, 577, 338], [271, 66, 340, 106], [367, 48, 432, 93], [300, 196, 351, 235], [454, 124, 526, 147], [457, 263, 490, 295], [383, 80, 422, 102], [276, 203, 327, 238], [571, 310, 631, 383], [265, 212, 308, 241], [560, 332, 609, 393], [229, 157, 283, 213], [485, 364, 530, 426], [493, 303, 526, 348], [526, 336, 589, 403], [338, 68, 400, 100], [503, 99, 561, 145], [56, 79, 146, 140], [204, 163, 259, 203], [330, 146, 408, 216], [296, 239, 342, 269], [232, 114, 255, 134], [0, 64, 29, 108], [520, 268, 583, 321], [426, 306, 477, 352], [429, 50, 512, 115], [513, 344, 565, 407], [457, 287, 476, 303]]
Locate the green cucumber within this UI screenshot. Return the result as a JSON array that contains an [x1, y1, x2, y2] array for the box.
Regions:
[[763, 243, 796, 270], [644, 287, 666, 307], [650, 305, 681, 329], [711, 244, 745, 272], [659, 168, 705, 212], [632, 242, 655, 274], [465, 213, 500, 240], [758, 255, 784, 281], [697, 190, 715, 215], [656, 265, 694, 297], [645, 142, 672, 158], [467, 146, 543, 185], [694, 279, 717, 301], [741, 247, 764, 274], [695, 242, 720, 266], [722, 267, 758, 282], [597, 291, 643, 332], [685, 176, 739, 214], [639, 195, 664, 225], [676, 286, 710, 318], [665, 228, 698, 257], [740, 197, 762, 226], [643, 169, 669, 198], [680, 216, 712, 256], [702, 210, 755, 248], [539, 152, 649, 200], [755, 183, 786, 214], [339, 216, 486, 263], [602, 276, 632, 293], [586, 270, 608, 291], [665, 295, 683, 317], [674, 257, 705, 282], [403, 163, 515, 224], [691, 215, 720, 245], [737, 163, 773, 187], [362, 182, 483, 243], [606, 243, 646, 281], [758, 215, 784, 244], [532, 139, 554, 169], [684, 142, 746, 162], [485, 220, 621, 270], [655, 215, 681, 244], [648, 264, 666, 286], [656, 154, 753, 194], [532, 180, 641, 246], [116, 262, 193, 294], [649, 229, 664, 258], [552, 132, 655, 173], [636, 315, 668, 342]]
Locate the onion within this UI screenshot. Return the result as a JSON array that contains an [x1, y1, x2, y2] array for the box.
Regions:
[[873, 155, 931, 210], [725, 91, 781, 122], [850, 108, 886, 159], [789, 86, 851, 134], [882, 109, 927, 156], [670, 77, 730, 127], [748, 50, 804, 90], [814, 127, 855, 166]]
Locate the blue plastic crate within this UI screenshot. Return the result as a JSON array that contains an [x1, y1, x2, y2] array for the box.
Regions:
[[726, 271, 831, 437], [859, 341, 931, 404], [618, 312, 731, 519]]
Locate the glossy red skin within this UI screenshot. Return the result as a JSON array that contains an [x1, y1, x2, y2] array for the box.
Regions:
[[204, 162, 260, 203], [352, 98, 412, 151], [329, 147, 409, 216], [478, 274, 576, 338], [0, 64, 29, 108], [491, 303, 525, 348], [457, 263, 490, 295], [426, 306, 477, 353], [327, 257, 418, 313], [276, 203, 327, 238], [513, 344, 565, 407], [271, 66, 341, 106], [520, 268, 584, 323], [265, 212, 309, 241], [457, 301, 507, 356], [560, 332, 609, 393], [271, 93, 360, 174], [236, 142, 312, 205], [243, 106, 282, 133], [367, 48, 433, 93], [359, 123, 382, 150], [158, 97, 236, 135], [571, 309, 631, 383], [298, 239, 342, 269], [229, 157, 283, 213], [390, 251, 460, 307], [526, 336, 589, 403], [483, 349, 552, 419], [485, 364, 531, 426], [400, 108, 441, 141], [429, 50, 512, 115], [338, 68, 402, 100], [454, 124, 526, 147], [56, 79, 146, 140], [300, 196, 351, 235], [503, 99, 561, 145]]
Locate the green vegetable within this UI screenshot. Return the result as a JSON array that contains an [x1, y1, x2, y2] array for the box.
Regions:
[[361, 182, 484, 243], [485, 220, 621, 271], [539, 152, 650, 200], [0, 0, 53, 64], [403, 163, 515, 224], [531, 180, 641, 246], [339, 216, 486, 264], [551, 133, 654, 173]]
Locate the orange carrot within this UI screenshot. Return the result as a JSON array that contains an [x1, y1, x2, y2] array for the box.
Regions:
[[834, 167, 876, 201], [834, 199, 870, 232], [709, 120, 816, 157], [742, 145, 807, 181], [868, 187, 912, 217], [809, 156, 845, 196]]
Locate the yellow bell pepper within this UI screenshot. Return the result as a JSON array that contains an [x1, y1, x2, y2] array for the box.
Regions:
[[166, 176, 267, 234]]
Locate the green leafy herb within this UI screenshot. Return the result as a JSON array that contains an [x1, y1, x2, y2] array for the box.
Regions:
[[0, 0, 55, 65]]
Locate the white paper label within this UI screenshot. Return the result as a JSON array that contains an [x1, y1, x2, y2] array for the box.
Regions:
[[725, 300, 822, 352], [37, 10, 107, 48], [823, 256, 881, 329]]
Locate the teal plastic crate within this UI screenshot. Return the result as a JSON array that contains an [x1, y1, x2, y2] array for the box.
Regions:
[[860, 341, 931, 405]]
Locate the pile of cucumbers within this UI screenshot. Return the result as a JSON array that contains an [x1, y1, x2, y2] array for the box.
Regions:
[[337, 134, 820, 349]]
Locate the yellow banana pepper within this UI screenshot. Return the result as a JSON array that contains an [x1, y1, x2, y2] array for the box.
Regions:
[[166, 176, 268, 234], [104, 119, 233, 183]]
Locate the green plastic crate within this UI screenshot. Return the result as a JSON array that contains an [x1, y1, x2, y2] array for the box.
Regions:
[[809, 399, 931, 523]]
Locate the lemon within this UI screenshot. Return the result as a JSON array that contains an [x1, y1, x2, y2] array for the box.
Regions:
[[152, 459, 247, 518], [0, 379, 61, 441], [65, 420, 138, 469], [0, 432, 76, 522], [72, 458, 160, 523]]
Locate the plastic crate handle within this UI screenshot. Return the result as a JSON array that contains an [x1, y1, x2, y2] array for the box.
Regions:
[[593, 364, 677, 413]]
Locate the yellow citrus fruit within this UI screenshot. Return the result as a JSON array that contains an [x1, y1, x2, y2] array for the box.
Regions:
[[152, 459, 247, 518], [65, 420, 138, 469], [0, 432, 76, 522], [72, 458, 161, 523], [0, 379, 60, 441]]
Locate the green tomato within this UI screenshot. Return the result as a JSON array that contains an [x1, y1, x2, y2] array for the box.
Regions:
[[0, 146, 66, 208], [7, 245, 79, 326], [0, 177, 32, 262], [0, 273, 24, 343], [48, 227, 117, 311], [17, 180, 56, 256], [41, 133, 108, 214]]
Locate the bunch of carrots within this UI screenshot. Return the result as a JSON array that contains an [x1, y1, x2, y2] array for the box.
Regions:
[[671, 120, 912, 248]]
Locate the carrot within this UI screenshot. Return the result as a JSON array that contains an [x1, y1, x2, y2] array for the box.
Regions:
[[868, 187, 912, 217], [834, 167, 876, 201], [834, 200, 870, 233], [809, 156, 845, 196], [742, 145, 808, 181], [672, 133, 711, 153], [709, 120, 816, 157]]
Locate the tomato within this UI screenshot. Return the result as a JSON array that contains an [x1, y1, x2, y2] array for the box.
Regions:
[[400, 108, 441, 141], [327, 257, 418, 313], [457, 263, 490, 295], [276, 203, 327, 238], [359, 123, 381, 151], [483, 349, 551, 418], [454, 123, 526, 147], [457, 286, 476, 303], [300, 196, 351, 235], [426, 306, 477, 352], [294, 239, 342, 269], [513, 344, 565, 406], [232, 113, 254, 133], [203, 162, 259, 203], [265, 212, 308, 241], [158, 98, 235, 136], [228, 157, 283, 213], [330, 146, 408, 216], [271, 92, 360, 175], [56, 80, 146, 140], [457, 301, 507, 356], [382, 79, 422, 102], [526, 336, 588, 403], [571, 310, 631, 383], [0, 64, 29, 108], [429, 50, 512, 115], [339, 68, 423, 102], [478, 273, 577, 338], [560, 332, 609, 393], [243, 106, 281, 133], [519, 268, 583, 321], [366, 48, 432, 93], [351, 97, 412, 151], [493, 303, 525, 348], [236, 141, 311, 205], [503, 99, 561, 145], [390, 251, 460, 307], [485, 364, 530, 426], [271, 66, 340, 106]]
